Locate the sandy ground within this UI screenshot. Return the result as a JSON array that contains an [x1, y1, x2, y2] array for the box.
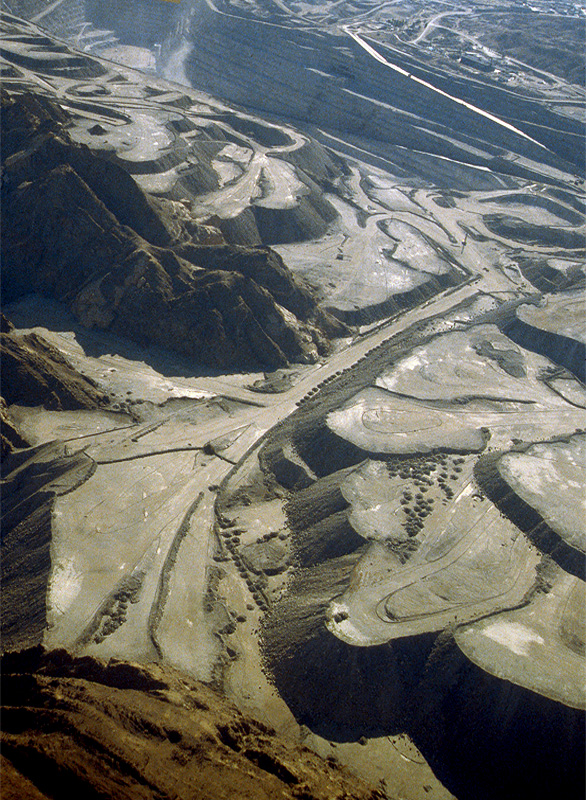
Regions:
[[327, 471, 542, 644]]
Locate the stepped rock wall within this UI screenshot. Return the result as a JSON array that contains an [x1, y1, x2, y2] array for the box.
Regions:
[[180, 2, 580, 177], [4, 0, 178, 43], [85, 0, 179, 46], [3, 0, 85, 33]]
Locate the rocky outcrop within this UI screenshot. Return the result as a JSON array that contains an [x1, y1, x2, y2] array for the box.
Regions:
[[250, 304, 586, 798], [1, 90, 347, 371], [516, 256, 585, 294], [172, 243, 347, 340], [1, 443, 97, 651], [0, 647, 386, 800], [1, 329, 108, 411], [263, 572, 435, 741], [0, 313, 107, 459], [0, 397, 29, 461]]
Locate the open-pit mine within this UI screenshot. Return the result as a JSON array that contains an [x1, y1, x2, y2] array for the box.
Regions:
[[1, 0, 585, 798]]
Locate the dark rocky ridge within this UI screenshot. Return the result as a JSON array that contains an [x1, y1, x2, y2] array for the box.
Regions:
[[483, 213, 586, 249], [0, 312, 108, 459], [1, 13, 346, 249], [1, 329, 108, 412], [283, 469, 365, 567], [263, 587, 429, 740], [1, 443, 96, 652], [257, 426, 586, 799], [0, 398, 29, 461], [1, 647, 386, 800], [1, 90, 348, 371]]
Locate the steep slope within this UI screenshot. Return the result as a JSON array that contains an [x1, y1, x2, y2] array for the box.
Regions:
[[176, 0, 583, 180], [1, 647, 386, 800], [1, 329, 109, 412], [1, 443, 96, 652], [1, 89, 347, 371], [0, 312, 107, 459]]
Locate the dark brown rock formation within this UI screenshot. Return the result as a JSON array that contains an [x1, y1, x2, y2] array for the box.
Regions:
[[0, 647, 386, 800], [1, 90, 348, 371], [1, 330, 108, 411], [0, 397, 29, 461], [1, 444, 97, 651]]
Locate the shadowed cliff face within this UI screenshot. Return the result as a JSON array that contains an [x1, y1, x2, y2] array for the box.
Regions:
[[1, 90, 348, 371], [1, 443, 97, 651], [409, 632, 585, 800], [263, 602, 585, 800], [1, 329, 108, 413], [260, 446, 585, 797], [0, 311, 109, 459]]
